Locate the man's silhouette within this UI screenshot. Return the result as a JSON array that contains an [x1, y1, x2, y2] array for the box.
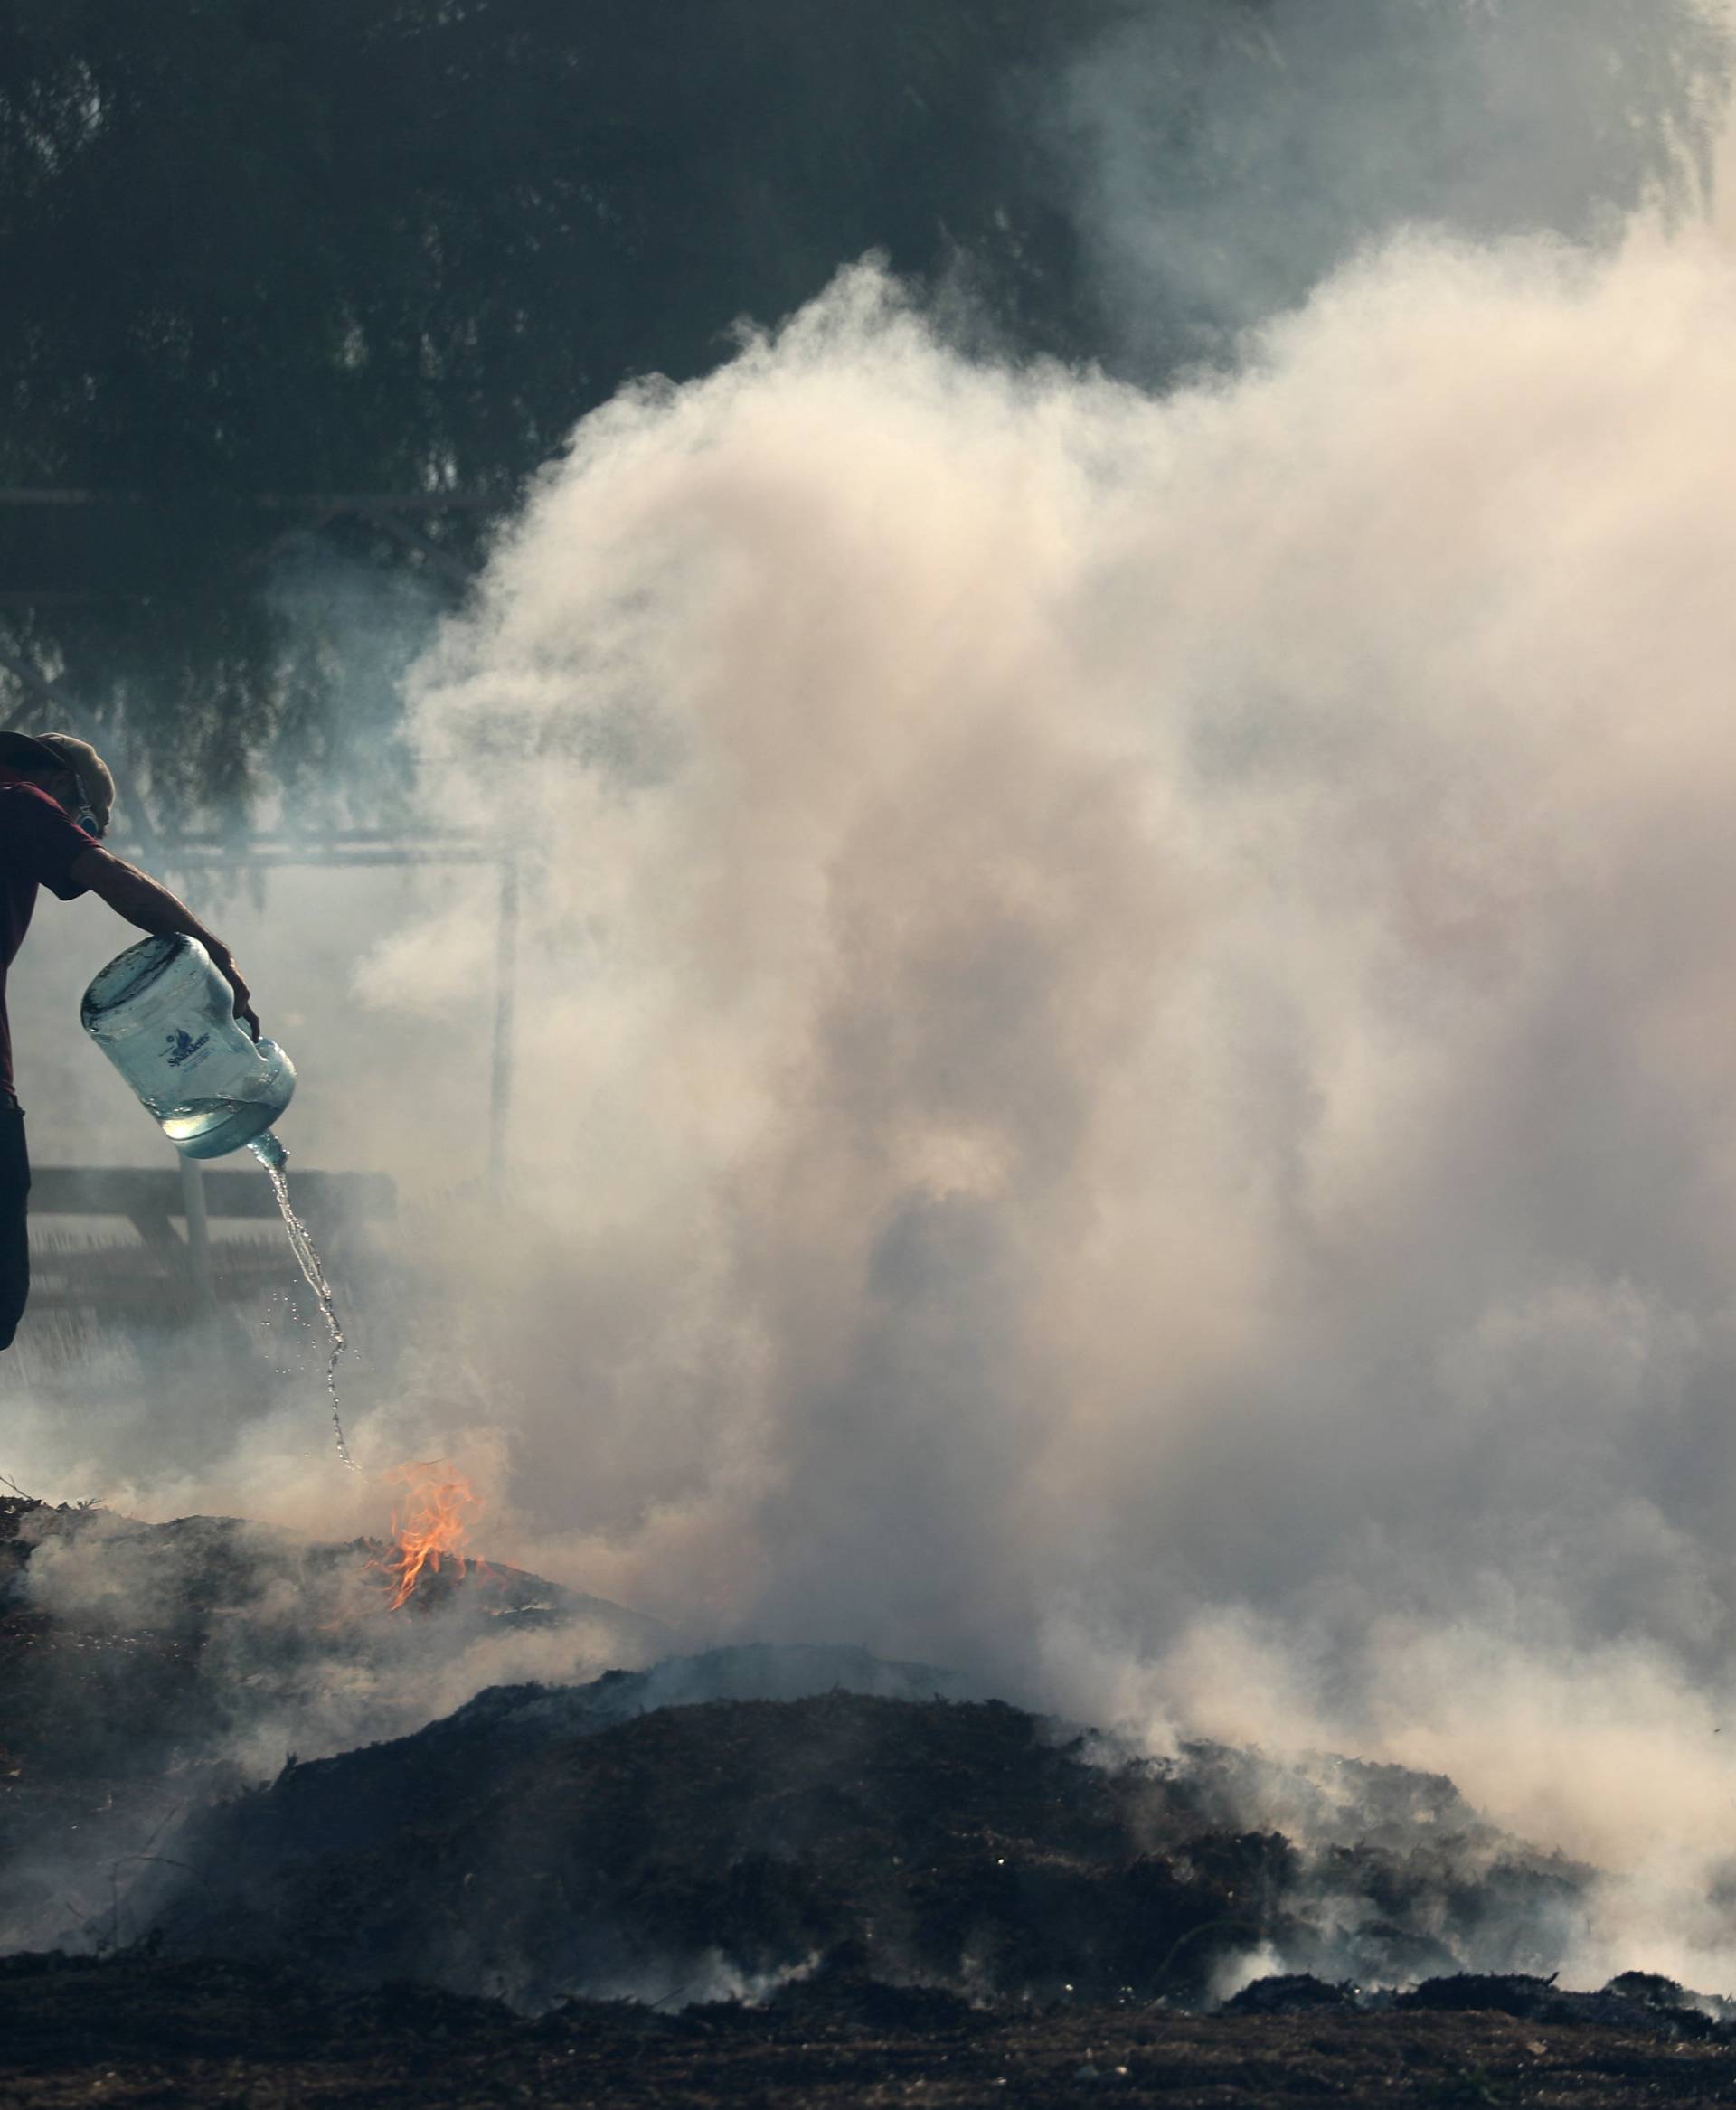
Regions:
[[0, 730, 257, 1349]]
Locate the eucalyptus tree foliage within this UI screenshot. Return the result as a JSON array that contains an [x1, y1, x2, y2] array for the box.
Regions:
[[1056, 0, 1732, 368], [0, 0, 1103, 821], [0, 0, 1725, 824]]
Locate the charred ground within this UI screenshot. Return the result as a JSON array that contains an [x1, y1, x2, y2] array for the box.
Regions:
[[5, 1496, 1736, 2105], [8, 1950, 1736, 2108]]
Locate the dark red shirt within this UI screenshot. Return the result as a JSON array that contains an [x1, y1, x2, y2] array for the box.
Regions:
[[0, 771, 96, 1097]]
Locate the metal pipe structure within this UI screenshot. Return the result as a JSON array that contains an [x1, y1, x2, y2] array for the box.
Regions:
[[0, 489, 501, 512], [178, 1153, 214, 1305], [110, 830, 523, 1182], [152, 846, 508, 869], [490, 854, 519, 1190]]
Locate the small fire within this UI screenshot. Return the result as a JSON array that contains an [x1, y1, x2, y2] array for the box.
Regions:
[[372, 1460, 486, 1610]]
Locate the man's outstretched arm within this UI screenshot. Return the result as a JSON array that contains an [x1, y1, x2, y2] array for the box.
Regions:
[[68, 847, 259, 1040]]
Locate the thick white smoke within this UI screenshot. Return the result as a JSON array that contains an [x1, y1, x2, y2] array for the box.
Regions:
[[351, 225, 1736, 1986], [10, 25, 1736, 1993]]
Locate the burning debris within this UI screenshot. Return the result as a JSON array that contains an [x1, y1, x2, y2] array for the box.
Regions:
[[0, 1493, 661, 1954], [368, 1459, 488, 1611], [5, 1488, 1736, 2078]]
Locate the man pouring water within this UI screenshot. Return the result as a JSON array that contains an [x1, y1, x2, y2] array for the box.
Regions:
[[0, 730, 259, 1351]]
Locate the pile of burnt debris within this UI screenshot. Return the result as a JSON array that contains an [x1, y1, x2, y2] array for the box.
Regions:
[[132, 1683, 1700, 2020], [132, 1685, 1558, 2010], [0, 1493, 661, 1950], [4, 1493, 1735, 2050]]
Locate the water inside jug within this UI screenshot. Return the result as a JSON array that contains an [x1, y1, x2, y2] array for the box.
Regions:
[[81, 934, 296, 1160]]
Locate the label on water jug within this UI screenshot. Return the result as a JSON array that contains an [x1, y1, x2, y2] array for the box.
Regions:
[[164, 1027, 213, 1070]]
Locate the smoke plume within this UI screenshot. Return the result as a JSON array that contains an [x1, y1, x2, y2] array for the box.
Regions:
[[10, 0, 1736, 1997], [363, 221, 1736, 1986]]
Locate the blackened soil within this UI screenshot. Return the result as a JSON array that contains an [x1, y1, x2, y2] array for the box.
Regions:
[[158, 1691, 1308, 2006], [152, 1681, 1597, 2010], [3, 1951, 1735, 2107]]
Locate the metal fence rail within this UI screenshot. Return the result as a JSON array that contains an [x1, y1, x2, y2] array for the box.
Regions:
[[30, 1164, 397, 1311]]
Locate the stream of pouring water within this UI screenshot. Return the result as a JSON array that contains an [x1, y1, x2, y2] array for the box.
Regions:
[[250, 1132, 358, 1471]]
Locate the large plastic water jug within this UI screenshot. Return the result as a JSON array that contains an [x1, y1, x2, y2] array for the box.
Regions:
[[81, 934, 296, 1160]]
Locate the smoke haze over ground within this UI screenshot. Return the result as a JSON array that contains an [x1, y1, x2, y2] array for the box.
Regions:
[[9, 0, 1736, 1998], [378, 216, 1736, 1985]]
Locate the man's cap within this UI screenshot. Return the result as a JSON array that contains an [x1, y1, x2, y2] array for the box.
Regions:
[[0, 730, 116, 834], [0, 731, 67, 777]]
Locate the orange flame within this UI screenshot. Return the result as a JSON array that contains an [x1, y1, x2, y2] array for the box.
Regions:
[[372, 1460, 485, 1610]]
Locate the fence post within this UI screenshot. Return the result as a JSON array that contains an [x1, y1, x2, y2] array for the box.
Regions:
[[178, 1152, 215, 1305], [489, 852, 519, 1189]]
